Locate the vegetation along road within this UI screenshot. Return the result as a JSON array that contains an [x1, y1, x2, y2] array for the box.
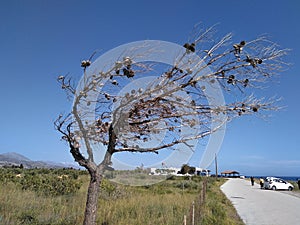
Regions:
[[221, 178, 300, 225]]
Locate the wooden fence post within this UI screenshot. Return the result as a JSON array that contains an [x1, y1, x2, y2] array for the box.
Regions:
[[192, 201, 195, 225]]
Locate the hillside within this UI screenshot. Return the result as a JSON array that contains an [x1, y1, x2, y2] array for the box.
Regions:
[[0, 152, 77, 169]]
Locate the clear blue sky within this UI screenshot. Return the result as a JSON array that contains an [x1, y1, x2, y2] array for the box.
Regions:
[[0, 0, 299, 176]]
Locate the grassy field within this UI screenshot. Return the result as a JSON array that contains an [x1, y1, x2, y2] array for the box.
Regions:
[[0, 168, 244, 225]]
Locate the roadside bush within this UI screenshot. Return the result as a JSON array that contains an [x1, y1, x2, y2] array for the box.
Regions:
[[290, 181, 300, 191]]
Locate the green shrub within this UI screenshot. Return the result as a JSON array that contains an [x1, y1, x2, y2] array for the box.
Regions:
[[0, 168, 82, 196], [20, 174, 82, 196]]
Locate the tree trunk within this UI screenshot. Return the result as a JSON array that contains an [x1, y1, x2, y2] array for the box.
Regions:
[[82, 125, 116, 225], [83, 169, 102, 225]]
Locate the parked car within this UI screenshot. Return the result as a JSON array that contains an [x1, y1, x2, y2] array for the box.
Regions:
[[264, 177, 294, 191]]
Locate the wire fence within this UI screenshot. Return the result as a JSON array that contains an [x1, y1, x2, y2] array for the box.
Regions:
[[183, 178, 207, 225]]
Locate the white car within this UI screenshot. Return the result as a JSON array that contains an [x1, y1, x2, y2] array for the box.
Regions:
[[264, 177, 294, 191]]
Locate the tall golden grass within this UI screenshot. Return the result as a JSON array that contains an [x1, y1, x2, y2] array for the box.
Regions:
[[0, 169, 243, 225]]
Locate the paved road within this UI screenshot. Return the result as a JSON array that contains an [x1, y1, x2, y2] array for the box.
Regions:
[[221, 178, 300, 225]]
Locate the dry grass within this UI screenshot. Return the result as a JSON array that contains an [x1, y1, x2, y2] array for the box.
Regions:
[[200, 179, 244, 225], [0, 169, 244, 225], [0, 181, 86, 224]]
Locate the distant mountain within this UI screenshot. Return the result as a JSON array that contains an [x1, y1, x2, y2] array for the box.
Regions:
[[0, 152, 31, 162], [0, 152, 79, 169]]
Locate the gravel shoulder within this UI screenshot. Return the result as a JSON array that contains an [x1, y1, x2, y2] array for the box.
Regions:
[[221, 178, 300, 225]]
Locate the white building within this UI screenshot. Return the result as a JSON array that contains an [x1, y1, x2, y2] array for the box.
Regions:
[[149, 167, 210, 176]]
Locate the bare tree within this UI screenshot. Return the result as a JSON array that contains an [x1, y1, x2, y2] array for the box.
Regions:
[[55, 25, 289, 225]]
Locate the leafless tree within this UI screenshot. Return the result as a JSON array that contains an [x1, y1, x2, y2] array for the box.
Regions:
[[55, 24, 289, 225]]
